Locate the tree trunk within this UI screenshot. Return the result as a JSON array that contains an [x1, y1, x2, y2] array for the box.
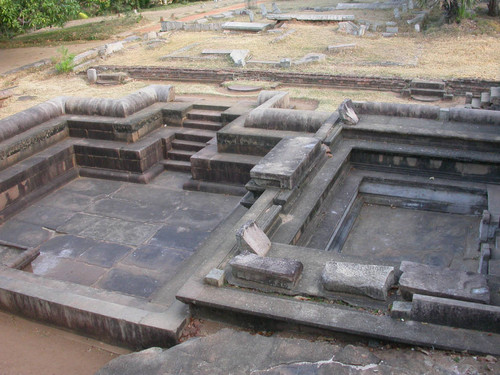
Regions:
[[489, 0, 499, 16]]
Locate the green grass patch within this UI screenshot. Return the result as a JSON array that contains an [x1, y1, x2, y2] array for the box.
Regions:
[[0, 15, 143, 48]]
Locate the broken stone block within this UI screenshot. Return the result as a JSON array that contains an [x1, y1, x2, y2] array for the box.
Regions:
[[414, 24, 420, 32], [229, 253, 303, 289], [236, 221, 271, 257], [465, 92, 473, 104], [386, 26, 398, 34], [260, 4, 268, 17], [321, 261, 395, 301], [491, 87, 500, 105], [87, 68, 97, 84], [411, 294, 500, 333], [399, 261, 490, 304], [230, 49, 250, 66], [204, 268, 225, 287], [358, 24, 368, 36], [409, 0, 414, 10], [478, 243, 491, 274], [337, 21, 359, 36], [248, 10, 255, 22], [479, 210, 491, 242], [394, 8, 400, 19], [272, 2, 281, 14], [338, 98, 359, 125], [279, 58, 292, 68], [481, 92, 491, 108], [382, 32, 395, 37], [471, 97, 481, 109], [294, 53, 326, 65]]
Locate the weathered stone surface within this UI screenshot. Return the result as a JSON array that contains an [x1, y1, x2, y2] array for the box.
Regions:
[[250, 136, 322, 189], [236, 220, 271, 256], [411, 294, 500, 333], [229, 253, 303, 289], [260, 4, 268, 16], [386, 26, 398, 33], [321, 261, 395, 300], [100, 41, 124, 56], [334, 344, 381, 366], [268, 14, 355, 21], [272, 2, 281, 14], [337, 21, 359, 35], [338, 98, 359, 125], [204, 268, 225, 287], [399, 261, 490, 304], [294, 53, 326, 65]]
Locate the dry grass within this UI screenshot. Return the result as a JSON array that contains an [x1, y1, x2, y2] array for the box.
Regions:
[[102, 19, 500, 80]]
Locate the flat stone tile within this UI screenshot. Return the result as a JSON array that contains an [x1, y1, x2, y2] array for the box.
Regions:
[[13, 205, 78, 230], [112, 185, 187, 208], [180, 191, 240, 214], [98, 268, 160, 298], [341, 204, 480, 268], [87, 198, 173, 224], [167, 208, 226, 231], [37, 190, 95, 211], [57, 213, 100, 235], [148, 225, 210, 251], [41, 258, 107, 286], [79, 242, 132, 268], [58, 177, 124, 197], [0, 221, 52, 248], [150, 171, 189, 191], [39, 234, 99, 257], [78, 216, 160, 246], [122, 244, 191, 271]]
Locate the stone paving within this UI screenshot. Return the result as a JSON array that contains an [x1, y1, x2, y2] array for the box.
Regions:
[[3, 171, 241, 299]]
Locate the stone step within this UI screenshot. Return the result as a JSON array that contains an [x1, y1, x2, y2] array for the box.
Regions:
[[187, 109, 222, 122], [193, 103, 230, 112], [409, 88, 446, 97], [183, 119, 222, 131], [410, 79, 445, 90], [174, 129, 216, 143], [171, 139, 207, 151], [167, 149, 195, 162], [161, 159, 191, 173]]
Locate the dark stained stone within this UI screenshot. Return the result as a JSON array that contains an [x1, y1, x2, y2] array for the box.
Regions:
[[148, 225, 209, 251], [122, 244, 191, 271], [79, 242, 132, 268], [98, 268, 160, 298]]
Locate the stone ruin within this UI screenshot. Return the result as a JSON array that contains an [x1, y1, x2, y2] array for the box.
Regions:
[[0, 85, 499, 355]]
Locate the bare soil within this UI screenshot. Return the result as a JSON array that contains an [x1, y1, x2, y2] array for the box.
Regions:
[[0, 310, 129, 375]]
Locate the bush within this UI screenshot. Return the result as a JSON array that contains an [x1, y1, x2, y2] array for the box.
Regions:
[[54, 46, 75, 74]]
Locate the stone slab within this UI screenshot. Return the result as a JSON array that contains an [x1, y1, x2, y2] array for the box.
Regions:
[[148, 225, 209, 252], [399, 261, 490, 304], [267, 14, 355, 21], [411, 294, 500, 333], [321, 261, 395, 300], [236, 221, 271, 256], [250, 137, 322, 189], [390, 301, 412, 320], [488, 184, 500, 216], [229, 253, 303, 289], [204, 268, 225, 287], [221, 22, 273, 32], [327, 43, 356, 52]]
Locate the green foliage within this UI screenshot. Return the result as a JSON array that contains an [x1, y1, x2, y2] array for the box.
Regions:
[[54, 46, 75, 74], [420, 0, 477, 22], [0, 0, 80, 36], [79, 0, 156, 16]]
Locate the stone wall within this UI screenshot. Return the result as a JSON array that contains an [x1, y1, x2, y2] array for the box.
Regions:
[[95, 66, 499, 96]]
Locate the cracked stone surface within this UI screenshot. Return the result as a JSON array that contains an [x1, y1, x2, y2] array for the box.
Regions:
[[95, 328, 499, 375]]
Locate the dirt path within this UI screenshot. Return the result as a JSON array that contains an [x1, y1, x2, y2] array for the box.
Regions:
[[0, 310, 129, 375]]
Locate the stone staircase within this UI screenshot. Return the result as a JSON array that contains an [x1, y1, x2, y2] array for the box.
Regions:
[[163, 104, 227, 172], [403, 79, 451, 102]]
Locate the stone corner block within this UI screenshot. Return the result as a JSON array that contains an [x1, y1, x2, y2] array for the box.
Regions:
[[204, 268, 225, 287], [229, 253, 303, 289], [321, 261, 395, 301]]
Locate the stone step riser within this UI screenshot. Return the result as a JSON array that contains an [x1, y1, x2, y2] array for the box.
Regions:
[[171, 139, 206, 152], [186, 112, 222, 122], [167, 150, 194, 162], [174, 132, 215, 143], [193, 104, 230, 112], [411, 81, 445, 90], [162, 160, 192, 173], [183, 120, 222, 132], [410, 88, 446, 97]]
